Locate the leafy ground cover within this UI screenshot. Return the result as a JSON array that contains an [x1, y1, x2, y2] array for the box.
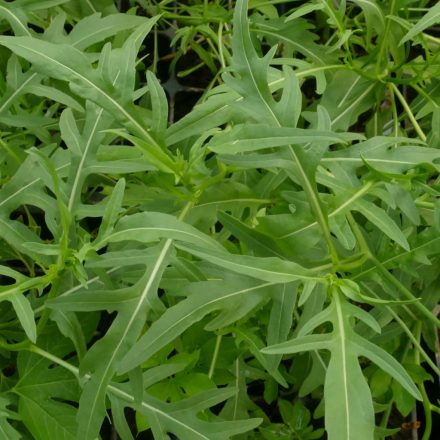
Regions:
[[0, 0, 439, 439]]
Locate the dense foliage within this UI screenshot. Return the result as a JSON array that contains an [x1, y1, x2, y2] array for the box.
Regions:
[[0, 0, 439, 439]]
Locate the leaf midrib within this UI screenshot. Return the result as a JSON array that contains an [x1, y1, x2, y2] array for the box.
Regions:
[[5, 40, 158, 148]]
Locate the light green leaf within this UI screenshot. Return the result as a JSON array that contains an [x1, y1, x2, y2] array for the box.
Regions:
[[75, 232, 183, 440], [67, 13, 148, 50], [218, 211, 284, 258], [354, 337, 422, 400], [15, 329, 80, 439], [353, 199, 410, 250], [175, 243, 321, 283], [18, 397, 77, 440], [285, 3, 325, 22], [50, 310, 87, 359], [0, 397, 21, 440], [147, 70, 168, 138], [208, 124, 360, 154], [10, 294, 36, 343], [263, 292, 421, 440], [106, 212, 223, 251], [400, 3, 440, 45], [349, 0, 385, 34], [267, 283, 298, 374], [118, 278, 273, 374], [262, 334, 331, 354], [0, 30, 159, 143], [95, 178, 125, 242], [0, 3, 31, 37], [129, 387, 262, 440]]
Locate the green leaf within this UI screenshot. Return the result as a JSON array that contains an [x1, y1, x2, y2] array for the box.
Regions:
[[0, 2, 32, 37], [322, 137, 440, 174], [285, 3, 325, 22], [147, 70, 168, 138], [175, 243, 321, 283], [14, 329, 80, 439], [263, 292, 421, 440], [320, 71, 377, 131], [0, 396, 21, 440], [234, 327, 287, 386], [218, 211, 284, 258], [128, 387, 262, 440], [349, 0, 385, 35], [267, 283, 298, 374], [105, 212, 223, 251], [400, 3, 440, 45], [354, 337, 421, 400], [118, 277, 273, 374], [353, 199, 410, 250], [165, 91, 236, 145], [208, 123, 360, 154], [18, 398, 77, 440], [0, 24, 159, 142], [66, 13, 148, 50], [95, 178, 125, 242], [10, 293, 36, 343]]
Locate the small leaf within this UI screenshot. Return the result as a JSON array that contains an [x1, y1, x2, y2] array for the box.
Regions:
[[354, 199, 410, 250], [10, 294, 36, 342], [147, 70, 168, 137]]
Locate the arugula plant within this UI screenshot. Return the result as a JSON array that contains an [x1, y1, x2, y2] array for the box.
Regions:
[[0, 0, 439, 439]]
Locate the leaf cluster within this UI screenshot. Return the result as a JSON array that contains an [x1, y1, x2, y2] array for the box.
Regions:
[[0, 1, 439, 439]]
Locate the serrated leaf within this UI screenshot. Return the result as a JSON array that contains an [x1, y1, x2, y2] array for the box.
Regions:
[[118, 277, 273, 374], [105, 212, 223, 251], [263, 292, 421, 440], [0, 26, 159, 143], [0, 396, 21, 440]]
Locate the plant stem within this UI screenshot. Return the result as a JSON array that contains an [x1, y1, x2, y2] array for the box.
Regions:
[[208, 334, 222, 379], [387, 83, 399, 137], [375, 0, 396, 77], [371, 256, 440, 328], [29, 344, 79, 376], [348, 215, 440, 328], [414, 323, 432, 440], [390, 83, 427, 142]]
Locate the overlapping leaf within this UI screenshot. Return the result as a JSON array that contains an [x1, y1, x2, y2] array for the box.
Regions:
[[263, 288, 421, 440]]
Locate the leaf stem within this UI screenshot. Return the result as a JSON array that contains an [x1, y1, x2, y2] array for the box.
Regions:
[[348, 214, 440, 328], [414, 323, 433, 440], [387, 83, 399, 137], [361, 288, 440, 376], [375, 0, 396, 76], [208, 334, 222, 379], [29, 344, 80, 376], [390, 83, 427, 142], [370, 256, 440, 328]]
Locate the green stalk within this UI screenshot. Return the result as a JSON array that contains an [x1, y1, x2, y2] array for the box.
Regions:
[[387, 83, 399, 138], [414, 323, 433, 440], [347, 214, 440, 328], [371, 256, 440, 328], [390, 83, 427, 142], [208, 334, 222, 379], [375, 0, 396, 77]]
